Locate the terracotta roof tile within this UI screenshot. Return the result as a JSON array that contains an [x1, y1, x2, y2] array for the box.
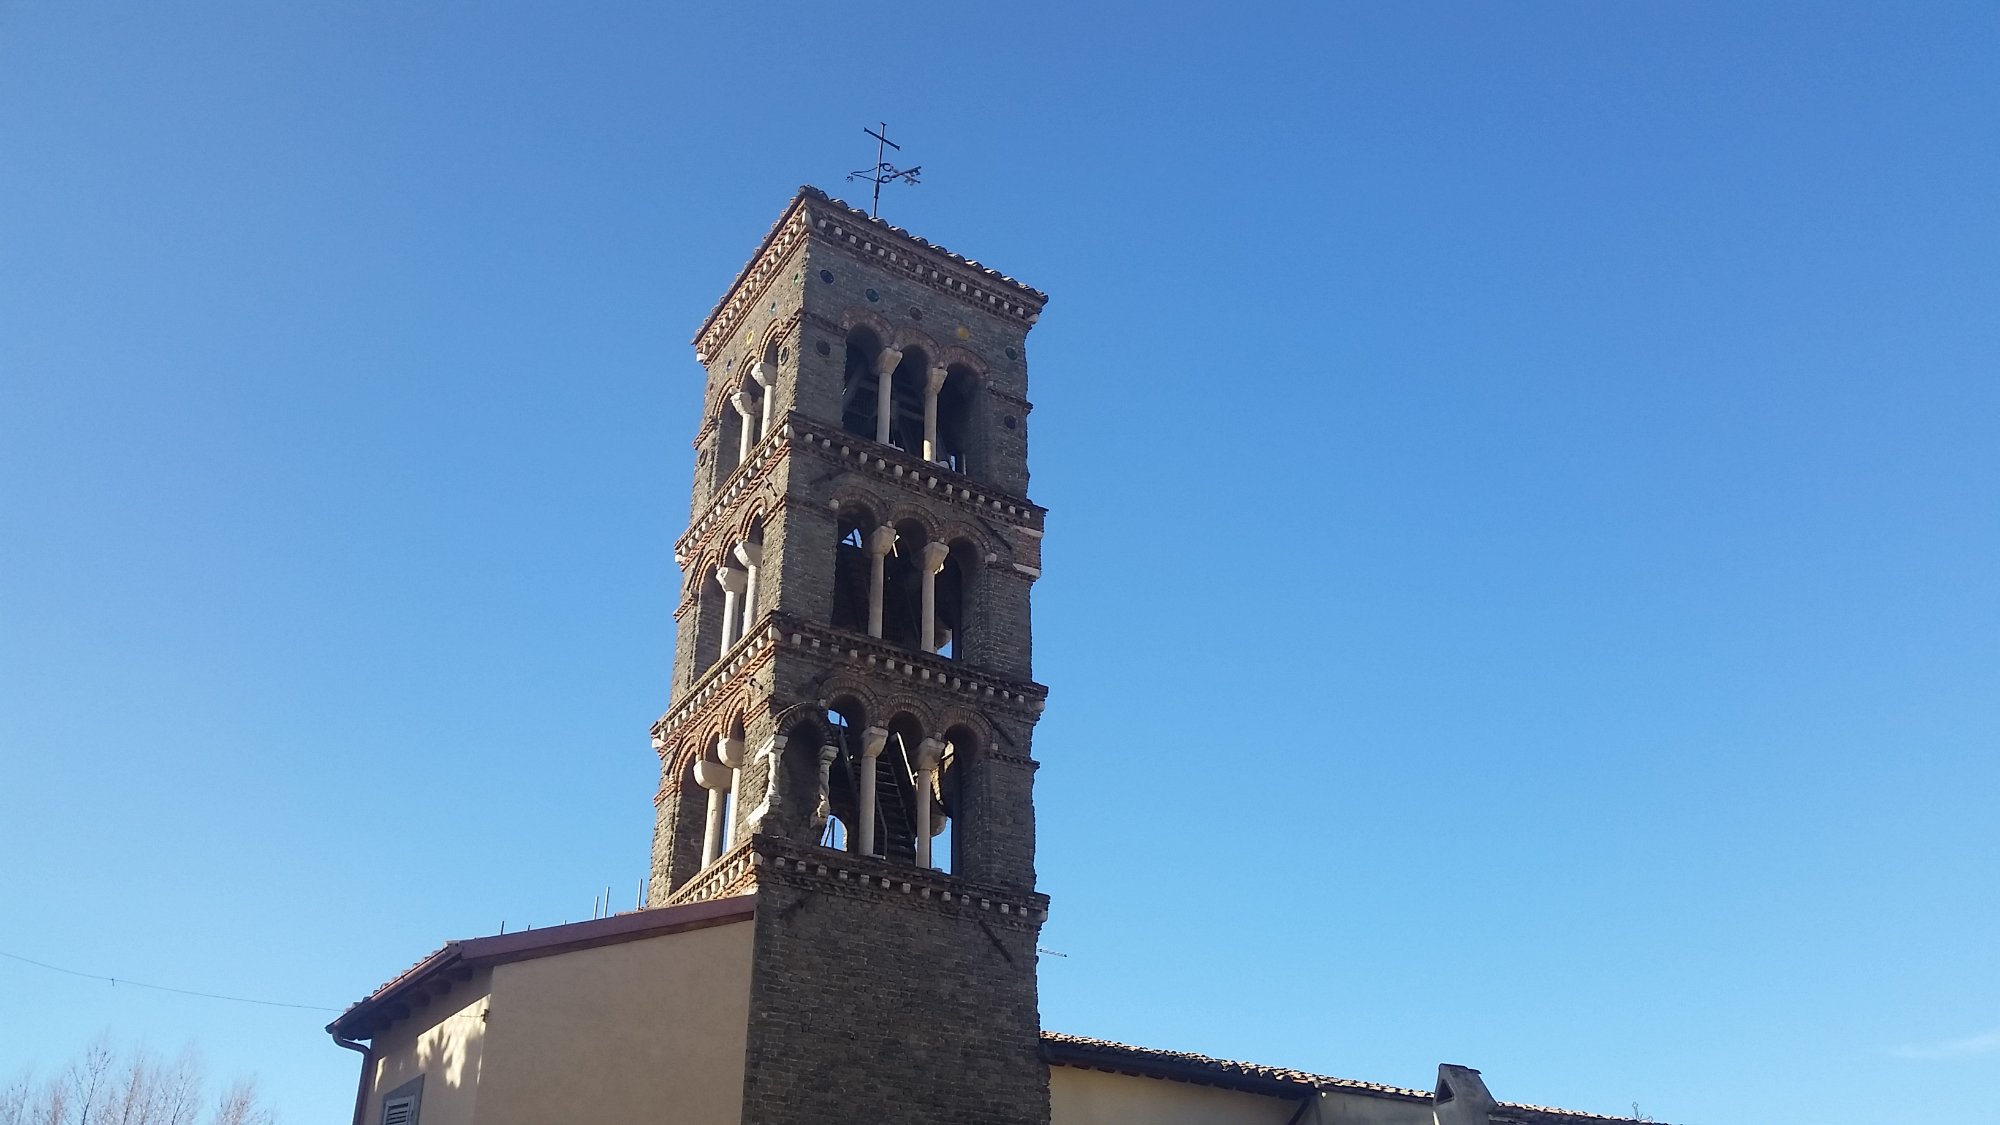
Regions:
[[1041, 1032, 1658, 1123], [1041, 1031, 1430, 1100]]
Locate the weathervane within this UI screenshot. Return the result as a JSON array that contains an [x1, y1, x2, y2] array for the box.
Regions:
[[848, 122, 921, 218]]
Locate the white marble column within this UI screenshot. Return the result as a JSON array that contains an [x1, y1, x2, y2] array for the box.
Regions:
[[857, 725, 888, 858], [922, 365, 948, 462], [919, 540, 950, 653], [730, 389, 758, 464], [913, 737, 945, 869], [694, 758, 733, 866], [715, 566, 746, 652], [753, 360, 777, 437], [733, 540, 762, 637], [873, 347, 903, 446], [865, 525, 897, 639]]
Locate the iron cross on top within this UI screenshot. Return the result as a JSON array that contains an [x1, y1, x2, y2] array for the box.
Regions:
[[849, 122, 921, 218]]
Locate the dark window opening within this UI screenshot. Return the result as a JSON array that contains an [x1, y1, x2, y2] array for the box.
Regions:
[[935, 365, 978, 475], [832, 508, 875, 634], [840, 335, 880, 441]]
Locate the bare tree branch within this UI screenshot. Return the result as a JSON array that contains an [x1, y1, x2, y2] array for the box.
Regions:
[[0, 1041, 271, 1125]]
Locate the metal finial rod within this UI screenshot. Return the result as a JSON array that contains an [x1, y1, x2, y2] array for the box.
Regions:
[[848, 121, 921, 218]]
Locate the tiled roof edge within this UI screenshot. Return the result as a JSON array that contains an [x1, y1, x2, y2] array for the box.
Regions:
[[1040, 1031, 1430, 1101], [1040, 1033, 1661, 1123], [327, 895, 756, 1039]]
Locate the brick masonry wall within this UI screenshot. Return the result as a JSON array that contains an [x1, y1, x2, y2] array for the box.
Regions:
[[740, 849, 1051, 1125], [653, 193, 1053, 1121]]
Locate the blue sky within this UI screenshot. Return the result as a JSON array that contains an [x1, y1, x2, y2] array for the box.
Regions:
[[2, 3, 1995, 1122]]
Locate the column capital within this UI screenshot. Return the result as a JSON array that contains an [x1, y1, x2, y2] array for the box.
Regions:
[[693, 759, 734, 791], [817, 743, 841, 765], [733, 540, 763, 569], [915, 737, 945, 770], [860, 726, 889, 758], [717, 734, 746, 769], [873, 347, 904, 377], [920, 540, 950, 572], [752, 359, 777, 387], [714, 566, 747, 594], [866, 525, 898, 558], [729, 388, 758, 414], [925, 365, 949, 393]]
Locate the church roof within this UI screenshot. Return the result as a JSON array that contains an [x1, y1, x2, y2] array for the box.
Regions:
[[1040, 1032, 1654, 1123], [690, 184, 1048, 353], [325, 894, 756, 1040]]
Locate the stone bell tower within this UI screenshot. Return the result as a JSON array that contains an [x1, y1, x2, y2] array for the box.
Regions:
[[646, 187, 1052, 1125]]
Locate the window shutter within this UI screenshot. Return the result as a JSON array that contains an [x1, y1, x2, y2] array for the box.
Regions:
[[383, 1096, 417, 1125]]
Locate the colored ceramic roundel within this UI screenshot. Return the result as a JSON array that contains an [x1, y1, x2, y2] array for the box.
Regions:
[[865, 289, 880, 302], [1005, 347, 1018, 359], [819, 270, 834, 283], [816, 341, 831, 356], [955, 326, 970, 340], [909, 307, 923, 320]]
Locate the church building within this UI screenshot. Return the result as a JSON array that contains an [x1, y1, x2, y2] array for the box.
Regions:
[[327, 186, 1671, 1125]]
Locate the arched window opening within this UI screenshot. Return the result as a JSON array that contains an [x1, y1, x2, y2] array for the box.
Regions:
[[934, 364, 978, 475], [820, 815, 848, 851], [716, 401, 744, 478], [694, 559, 726, 674], [840, 330, 883, 441], [874, 715, 926, 865], [712, 558, 749, 659], [753, 338, 778, 443], [817, 700, 866, 855], [933, 539, 975, 659], [880, 520, 928, 649], [720, 714, 746, 849], [694, 724, 741, 869], [885, 349, 927, 456], [936, 725, 978, 876], [831, 506, 877, 634]]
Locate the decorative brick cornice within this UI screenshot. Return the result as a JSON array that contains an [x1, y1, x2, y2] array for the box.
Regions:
[[651, 612, 1047, 747], [666, 837, 761, 905], [655, 622, 781, 746], [675, 412, 1046, 573], [692, 202, 811, 364], [788, 413, 1045, 528], [775, 615, 1047, 709], [676, 428, 790, 571], [808, 209, 1044, 331], [668, 835, 1048, 927], [693, 186, 1047, 363]]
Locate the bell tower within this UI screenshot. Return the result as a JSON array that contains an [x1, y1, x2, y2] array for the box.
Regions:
[[647, 187, 1052, 1125]]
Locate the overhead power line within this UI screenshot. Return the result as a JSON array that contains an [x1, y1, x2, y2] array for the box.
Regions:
[[0, 949, 342, 1013]]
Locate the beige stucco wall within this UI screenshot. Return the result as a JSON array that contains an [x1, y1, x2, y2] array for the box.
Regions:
[[1050, 1066, 1302, 1125], [1049, 1067, 1437, 1125], [472, 918, 754, 1125], [363, 968, 492, 1125], [1318, 1086, 1436, 1125]]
